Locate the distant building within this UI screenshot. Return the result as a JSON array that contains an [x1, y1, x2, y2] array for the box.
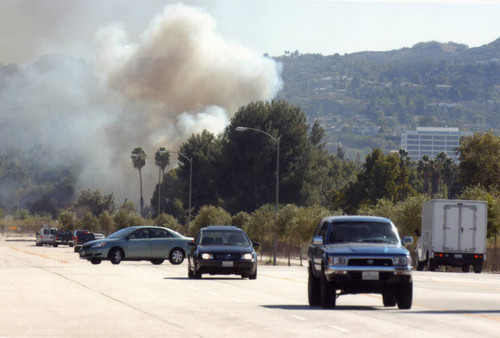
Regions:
[[401, 127, 473, 162]]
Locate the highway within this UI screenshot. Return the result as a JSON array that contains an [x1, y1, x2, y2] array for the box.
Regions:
[[1, 239, 499, 337]]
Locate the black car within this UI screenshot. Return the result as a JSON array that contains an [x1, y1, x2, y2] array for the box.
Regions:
[[188, 225, 259, 279]]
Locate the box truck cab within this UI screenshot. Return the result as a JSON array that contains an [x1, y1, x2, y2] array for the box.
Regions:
[[416, 199, 487, 273]]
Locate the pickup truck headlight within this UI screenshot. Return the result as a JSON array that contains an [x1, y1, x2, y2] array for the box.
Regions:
[[394, 255, 412, 266], [201, 253, 213, 260], [328, 256, 348, 266]]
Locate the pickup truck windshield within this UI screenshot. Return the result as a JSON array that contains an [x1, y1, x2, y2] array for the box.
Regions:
[[327, 222, 399, 244]]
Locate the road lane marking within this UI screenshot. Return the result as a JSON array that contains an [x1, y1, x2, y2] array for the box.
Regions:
[[10, 247, 69, 264], [259, 273, 307, 284], [289, 315, 306, 321], [329, 325, 349, 333]]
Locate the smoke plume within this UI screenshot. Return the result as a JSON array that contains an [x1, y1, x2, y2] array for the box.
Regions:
[[0, 3, 282, 209]]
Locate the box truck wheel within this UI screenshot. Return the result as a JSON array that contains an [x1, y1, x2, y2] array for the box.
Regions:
[[428, 259, 436, 271], [473, 263, 482, 273], [462, 265, 470, 273]]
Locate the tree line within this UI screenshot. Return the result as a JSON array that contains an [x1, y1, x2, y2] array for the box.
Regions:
[[2, 100, 500, 256]]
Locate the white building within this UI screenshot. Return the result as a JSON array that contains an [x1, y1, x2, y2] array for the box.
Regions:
[[401, 127, 473, 162]]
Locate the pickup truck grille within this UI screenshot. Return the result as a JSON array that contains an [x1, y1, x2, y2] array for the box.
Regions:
[[348, 258, 393, 266]]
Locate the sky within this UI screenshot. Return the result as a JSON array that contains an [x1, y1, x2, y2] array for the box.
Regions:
[[1, 0, 499, 65], [1, 0, 499, 210]]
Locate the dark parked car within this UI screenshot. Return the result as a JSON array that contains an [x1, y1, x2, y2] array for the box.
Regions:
[[188, 225, 259, 279], [73, 231, 95, 252], [79, 226, 193, 265], [53, 229, 74, 247], [308, 216, 413, 309]]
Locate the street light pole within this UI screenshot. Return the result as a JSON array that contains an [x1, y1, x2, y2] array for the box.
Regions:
[[160, 150, 192, 234], [236, 126, 280, 266]]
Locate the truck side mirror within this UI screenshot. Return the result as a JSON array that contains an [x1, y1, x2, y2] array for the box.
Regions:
[[402, 236, 413, 246], [312, 236, 324, 245]]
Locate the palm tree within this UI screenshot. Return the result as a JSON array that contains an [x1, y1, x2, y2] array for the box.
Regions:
[[154, 148, 170, 215], [131, 147, 147, 216]]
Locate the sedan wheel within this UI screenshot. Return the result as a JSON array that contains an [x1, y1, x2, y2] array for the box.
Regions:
[[151, 259, 164, 265], [109, 248, 123, 265], [169, 248, 185, 265], [90, 258, 102, 265]]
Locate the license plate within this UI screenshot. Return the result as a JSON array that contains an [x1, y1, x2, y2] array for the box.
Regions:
[[222, 261, 233, 267], [362, 271, 379, 280], [454, 254, 463, 259]]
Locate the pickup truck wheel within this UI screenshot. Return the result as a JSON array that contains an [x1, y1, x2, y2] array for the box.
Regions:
[[382, 290, 397, 307], [53, 243, 58, 247], [169, 248, 185, 265], [320, 271, 336, 309], [74, 246, 78, 253], [109, 248, 123, 265], [150, 259, 164, 265], [473, 263, 482, 273], [90, 258, 102, 265], [397, 282, 413, 309], [416, 260, 424, 271], [308, 266, 321, 306]]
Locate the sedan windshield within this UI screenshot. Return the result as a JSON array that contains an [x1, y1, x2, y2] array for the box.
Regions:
[[327, 222, 399, 244], [198, 231, 251, 246]]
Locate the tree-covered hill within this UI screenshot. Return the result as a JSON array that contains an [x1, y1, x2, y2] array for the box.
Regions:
[[275, 38, 500, 157]]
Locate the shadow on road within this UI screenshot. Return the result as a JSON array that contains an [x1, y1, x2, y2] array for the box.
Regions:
[[261, 304, 380, 311], [407, 310, 500, 315]]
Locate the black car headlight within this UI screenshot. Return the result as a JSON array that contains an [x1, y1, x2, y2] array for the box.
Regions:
[[242, 253, 253, 260], [201, 253, 213, 260]]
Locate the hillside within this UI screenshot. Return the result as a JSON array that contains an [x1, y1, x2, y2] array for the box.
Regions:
[[275, 38, 500, 157]]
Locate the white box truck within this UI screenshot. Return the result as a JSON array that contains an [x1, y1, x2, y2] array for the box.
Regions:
[[416, 199, 487, 273]]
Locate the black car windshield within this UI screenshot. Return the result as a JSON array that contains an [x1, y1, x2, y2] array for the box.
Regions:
[[327, 222, 399, 244], [198, 230, 251, 246]]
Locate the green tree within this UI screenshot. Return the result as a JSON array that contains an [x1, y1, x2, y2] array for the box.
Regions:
[[77, 212, 99, 232], [178, 130, 222, 214], [155, 213, 184, 234], [154, 148, 170, 215], [113, 201, 143, 230], [131, 147, 147, 216], [73, 189, 115, 218], [98, 211, 115, 235], [221, 100, 331, 213], [191, 205, 231, 236], [58, 209, 76, 230], [458, 131, 500, 191]]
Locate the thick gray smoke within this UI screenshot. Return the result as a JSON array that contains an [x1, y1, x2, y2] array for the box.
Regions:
[[0, 3, 282, 208]]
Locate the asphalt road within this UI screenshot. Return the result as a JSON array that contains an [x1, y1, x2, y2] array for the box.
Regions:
[[1, 239, 499, 337]]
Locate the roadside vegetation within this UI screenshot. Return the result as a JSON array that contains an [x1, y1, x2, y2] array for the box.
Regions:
[[1, 100, 500, 269]]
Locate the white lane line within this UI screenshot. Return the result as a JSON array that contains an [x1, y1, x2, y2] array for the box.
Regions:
[[232, 298, 243, 303], [329, 325, 349, 333], [289, 315, 306, 321], [207, 291, 218, 296], [187, 286, 197, 290]]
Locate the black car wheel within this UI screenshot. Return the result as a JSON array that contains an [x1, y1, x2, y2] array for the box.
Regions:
[[248, 268, 257, 280], [308, 266, 321, 306], [169, 248, 185, 265], [397, 282, 413, 309], [109, 248, 123, 265], [151, 259, 164, 265], [90, 258, 102, 265]]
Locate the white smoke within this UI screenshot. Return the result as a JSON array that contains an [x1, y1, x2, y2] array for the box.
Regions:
[[0, 3, 282, 209]]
